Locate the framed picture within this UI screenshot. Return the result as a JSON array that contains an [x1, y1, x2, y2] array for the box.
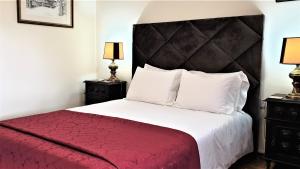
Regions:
[[17, 0, 73, 28]]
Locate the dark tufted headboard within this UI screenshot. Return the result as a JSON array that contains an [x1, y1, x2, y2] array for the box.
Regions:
[[132, 15, 263, 151]]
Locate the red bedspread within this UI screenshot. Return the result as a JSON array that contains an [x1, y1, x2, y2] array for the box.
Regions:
[[0, 110, 200, 169]]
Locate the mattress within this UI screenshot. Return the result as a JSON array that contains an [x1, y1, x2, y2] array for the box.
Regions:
[[69, 99, 253, 169]]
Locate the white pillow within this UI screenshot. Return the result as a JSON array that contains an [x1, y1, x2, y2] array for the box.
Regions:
[[189, 70, 249, 111], [175, 70, 245, 114], [144, 64, 163, 71], [144, 64, 184, 72], [144, 64, 250, 111], [144, 64, 183, 102], [126, 67, 181, 105]]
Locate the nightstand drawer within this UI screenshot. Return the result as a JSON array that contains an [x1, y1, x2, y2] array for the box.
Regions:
[[84, 80, 126, 105], [85, 94, 109, 105], [268, 102, 300, 122], [85, 83, 109, 96], [266, 120, 300, 166], [265, 95, 300, 168]]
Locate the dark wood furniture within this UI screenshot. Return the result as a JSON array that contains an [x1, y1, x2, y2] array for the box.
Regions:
[[84, 80, 126, 105], [265, 94, 300, 169]]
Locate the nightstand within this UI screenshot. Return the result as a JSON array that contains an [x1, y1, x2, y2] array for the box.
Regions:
[[265, 94, 300, 169], [84, 80, 127, 105]]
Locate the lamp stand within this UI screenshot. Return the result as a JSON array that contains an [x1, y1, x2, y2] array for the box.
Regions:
[[287, 64, 300, 99], [107, 59, 119, 82]]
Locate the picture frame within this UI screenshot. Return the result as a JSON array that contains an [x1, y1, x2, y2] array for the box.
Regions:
[[17, 0, 74, 28]]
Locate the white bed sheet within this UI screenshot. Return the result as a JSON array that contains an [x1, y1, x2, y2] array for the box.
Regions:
[[68, 99, 253, 169]]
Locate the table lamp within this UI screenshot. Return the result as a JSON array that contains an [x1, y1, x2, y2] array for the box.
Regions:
[[280, 37, 300, 99], [103, 42, 124, 82]]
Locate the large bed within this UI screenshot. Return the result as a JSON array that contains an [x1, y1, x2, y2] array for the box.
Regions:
[[69, 99, 253, 169], [0, 15, 263, 169]]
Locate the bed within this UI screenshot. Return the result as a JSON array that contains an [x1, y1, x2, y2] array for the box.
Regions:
[[0, 14, 263, 169], [69, 99, 253, 169], [132, 14, 263, 152]]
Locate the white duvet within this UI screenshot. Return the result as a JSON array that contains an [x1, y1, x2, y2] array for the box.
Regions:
[[69, 99, 253, 169]]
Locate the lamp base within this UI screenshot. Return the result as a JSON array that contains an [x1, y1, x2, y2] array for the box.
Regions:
[[107, 76, 120, 82], [286, 93, 300, 99], [106, 60, 120, 82], [287, 64, 300, 99]]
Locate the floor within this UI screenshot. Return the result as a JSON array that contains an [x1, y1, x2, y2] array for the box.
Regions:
[[230, 157, 265, 169], [229, 156, 300, 169]]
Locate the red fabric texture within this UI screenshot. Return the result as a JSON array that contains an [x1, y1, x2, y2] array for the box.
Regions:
[[0, 110, 200, 169]]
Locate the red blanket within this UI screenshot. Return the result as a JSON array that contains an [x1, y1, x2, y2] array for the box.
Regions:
[[0, 110, 200, 169]]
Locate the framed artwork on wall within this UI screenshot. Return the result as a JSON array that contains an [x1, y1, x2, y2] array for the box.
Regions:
[[17, 0, 74, 28]]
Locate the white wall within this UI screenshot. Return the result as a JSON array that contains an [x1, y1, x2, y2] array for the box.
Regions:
[[96, 0, 300, 153], [257, 1, 300, 99], [96, 1, 148, 82], [0, 1, 97, 120]]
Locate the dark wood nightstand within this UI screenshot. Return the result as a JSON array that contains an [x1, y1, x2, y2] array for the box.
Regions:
[[84, 80, 127, 105], [265, 94, 300, 169]]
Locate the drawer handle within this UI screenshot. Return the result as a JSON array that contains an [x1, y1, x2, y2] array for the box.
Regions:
[[290, 111, 298, 119], [297, 132, 300, 140], [92, 88, 105, 94], [296, 144, 300, 154], [280, 129, 292, 137], [273, 106, 284, 117], [280, 142, 290, 150], [274, 106, 283, 112]]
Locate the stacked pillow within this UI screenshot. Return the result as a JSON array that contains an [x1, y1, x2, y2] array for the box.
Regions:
[[126, 67, 181, 105], [188, 70, 249, 112], [126, 64, 249, 115], [175, 70, 249, 114]]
